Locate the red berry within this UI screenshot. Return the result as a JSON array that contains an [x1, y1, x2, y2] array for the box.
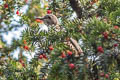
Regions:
[[16, 10, 19, 15], [102, 32, 108, 39], [24, 45, 29, 50], [49, 45, 54, 51], [4, 4, 8, 8], [35, 19, 43, 23], [100, 72, 104, 77], [42, 54, 47, 59], [67, 51, 72, 56], [19, 59, 24, 63], [22, 63, 25, 67], [39, 55, 43, 59], [23, 40, 27, 44], [47, 10, 52, 14], [25, 0, 28, 3], [61, 52, 66, 58], [105, 74, 109, 78], [97, 46, 104, 53], [114, 43, 118, 47], [114, 26, 119, 29], [69, 63, 75, 69]]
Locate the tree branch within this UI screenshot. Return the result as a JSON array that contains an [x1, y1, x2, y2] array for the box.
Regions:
[[69, 0, 82, 19]]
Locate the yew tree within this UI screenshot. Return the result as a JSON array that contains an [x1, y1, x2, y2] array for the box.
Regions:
[[0, 0, 120, 80]]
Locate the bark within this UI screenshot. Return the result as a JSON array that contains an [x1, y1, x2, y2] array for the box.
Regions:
[[69, 0, 82, 19]]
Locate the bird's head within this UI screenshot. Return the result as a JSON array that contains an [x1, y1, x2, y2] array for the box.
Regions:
[[36, 14, 59, 26]]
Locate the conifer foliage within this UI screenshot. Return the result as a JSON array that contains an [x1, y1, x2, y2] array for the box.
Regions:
[[0, 0, 120, 80]]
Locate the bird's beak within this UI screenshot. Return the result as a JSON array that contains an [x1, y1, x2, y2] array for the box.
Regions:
[[35, 17, 44, 20]]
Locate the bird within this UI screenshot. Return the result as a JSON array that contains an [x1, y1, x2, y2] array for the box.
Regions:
[[36, 14, 59, 26], [36, 14, 83, 57]]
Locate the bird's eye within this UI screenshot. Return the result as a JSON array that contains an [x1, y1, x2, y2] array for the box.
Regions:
[[47, 16, 51, 19]]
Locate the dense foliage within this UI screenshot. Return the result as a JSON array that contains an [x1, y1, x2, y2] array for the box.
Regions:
[[0, 0, 120, 80]]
